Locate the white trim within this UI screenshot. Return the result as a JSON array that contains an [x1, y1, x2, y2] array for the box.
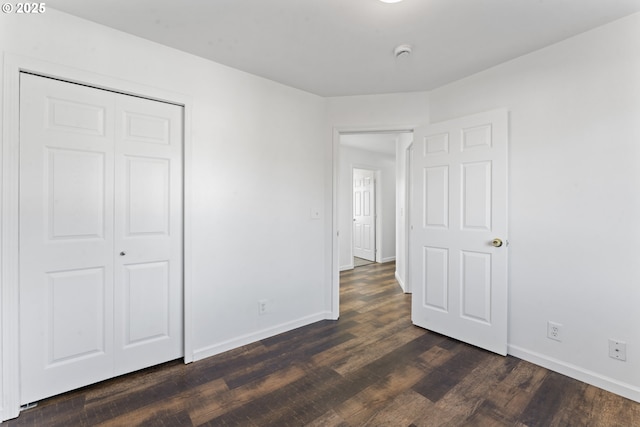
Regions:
[[381, 256, 396, 263], [394, 271, 409, 293], [330, 128, 341, 320], [509, 345, 640, 403], [331, 124, 416, 321], [182, 89, 194, 364], [403, 142, 413, 294], [0, 53, 194, 421], [340, 264, 354, 271], [192, 312, 330, 361], [375, 169, 383, 264], [1, 52, 23, 423]]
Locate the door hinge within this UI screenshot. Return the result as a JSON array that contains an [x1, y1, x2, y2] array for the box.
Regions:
[[21, 402, 38, 411]]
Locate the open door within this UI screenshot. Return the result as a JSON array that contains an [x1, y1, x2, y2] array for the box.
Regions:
[[353, 168, 376, 262], [410, 110, 508, 355]]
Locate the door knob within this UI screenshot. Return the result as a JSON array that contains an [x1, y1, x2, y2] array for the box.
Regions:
[[491, 238, 503, 248], [120, 251, 126, 256]]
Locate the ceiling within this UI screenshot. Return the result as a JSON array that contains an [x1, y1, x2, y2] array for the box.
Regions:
[[47, 0, 640, 97]]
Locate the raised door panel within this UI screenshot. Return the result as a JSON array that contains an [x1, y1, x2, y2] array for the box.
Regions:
[[461, 161, 492, 231], [354, 223, 363, 249], [422, 247, 448, 312], [363, 224, 372, 251], [123, 262, 171, 346], [47, 148, 106, 240], [125, 157, 170, 236], [461, 124, 492, 151], [354, 191, 362, 216], [47, 97, 106, 136], [424, 166, 449, 229], [47, 268, 107, 364], [425, 133, 449, 155], [362, 178, 372, 216], [123, 112, 171, 145], [460, 251, 492, 324]]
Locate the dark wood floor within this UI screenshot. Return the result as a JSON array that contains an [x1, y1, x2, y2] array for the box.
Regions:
[[8, 262, 640, 426]]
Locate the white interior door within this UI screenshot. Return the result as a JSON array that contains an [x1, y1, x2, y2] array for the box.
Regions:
[[19, 73, 183, 404], [410, 110, 508, 355], [353, 168, 375, 262]]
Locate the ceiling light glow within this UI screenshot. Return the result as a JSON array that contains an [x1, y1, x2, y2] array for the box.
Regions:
[[379, 0, 403, 3]]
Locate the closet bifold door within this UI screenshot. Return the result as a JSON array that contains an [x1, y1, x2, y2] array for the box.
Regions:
[[112, 92, 184, 376], [19, 73, 183, 405]]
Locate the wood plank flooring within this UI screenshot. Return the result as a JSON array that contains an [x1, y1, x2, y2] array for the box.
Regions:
[[8, 262, 640, 426]]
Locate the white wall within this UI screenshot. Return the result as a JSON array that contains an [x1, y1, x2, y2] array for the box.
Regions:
[[338, 145, 396, 270], [328, 13, 640, 401], [2, 6, 638, 418], [327, 92, 429, 129], [1, 9, 329, 419]]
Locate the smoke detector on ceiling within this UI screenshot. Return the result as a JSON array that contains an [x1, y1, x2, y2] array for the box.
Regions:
[[394, 44, 412, 58]]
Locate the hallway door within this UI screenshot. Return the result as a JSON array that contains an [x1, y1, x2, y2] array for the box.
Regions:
[[353, 168, 376, 261]]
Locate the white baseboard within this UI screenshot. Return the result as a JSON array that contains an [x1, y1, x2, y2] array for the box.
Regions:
[[508, 344, 640, 403], [340, 264, 354, 271], [395, 271, 409, 293], [192, 312, 330, 362], [381, 256, 396, 263]]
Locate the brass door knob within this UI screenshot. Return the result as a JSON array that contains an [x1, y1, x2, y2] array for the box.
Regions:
[[491, 238, 503, 248]]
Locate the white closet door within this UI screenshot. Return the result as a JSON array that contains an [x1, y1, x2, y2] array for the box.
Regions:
[[19, 73, 183, 404], [113, 94, 183, 375]]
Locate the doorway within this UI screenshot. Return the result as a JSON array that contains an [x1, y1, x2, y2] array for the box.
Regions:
[[332, 130, 414, 316]]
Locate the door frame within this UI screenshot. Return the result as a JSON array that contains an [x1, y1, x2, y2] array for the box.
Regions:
[[403, 143, 413, 293], [1, 54, 194, 421], [331, 125, 415, 319]]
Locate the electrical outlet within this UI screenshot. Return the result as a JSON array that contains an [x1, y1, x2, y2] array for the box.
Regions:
[[258, 299, 270, 315], [609, 339, 627, 361], [310, 206, 321, 220], [547, 321, 562, 342]]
